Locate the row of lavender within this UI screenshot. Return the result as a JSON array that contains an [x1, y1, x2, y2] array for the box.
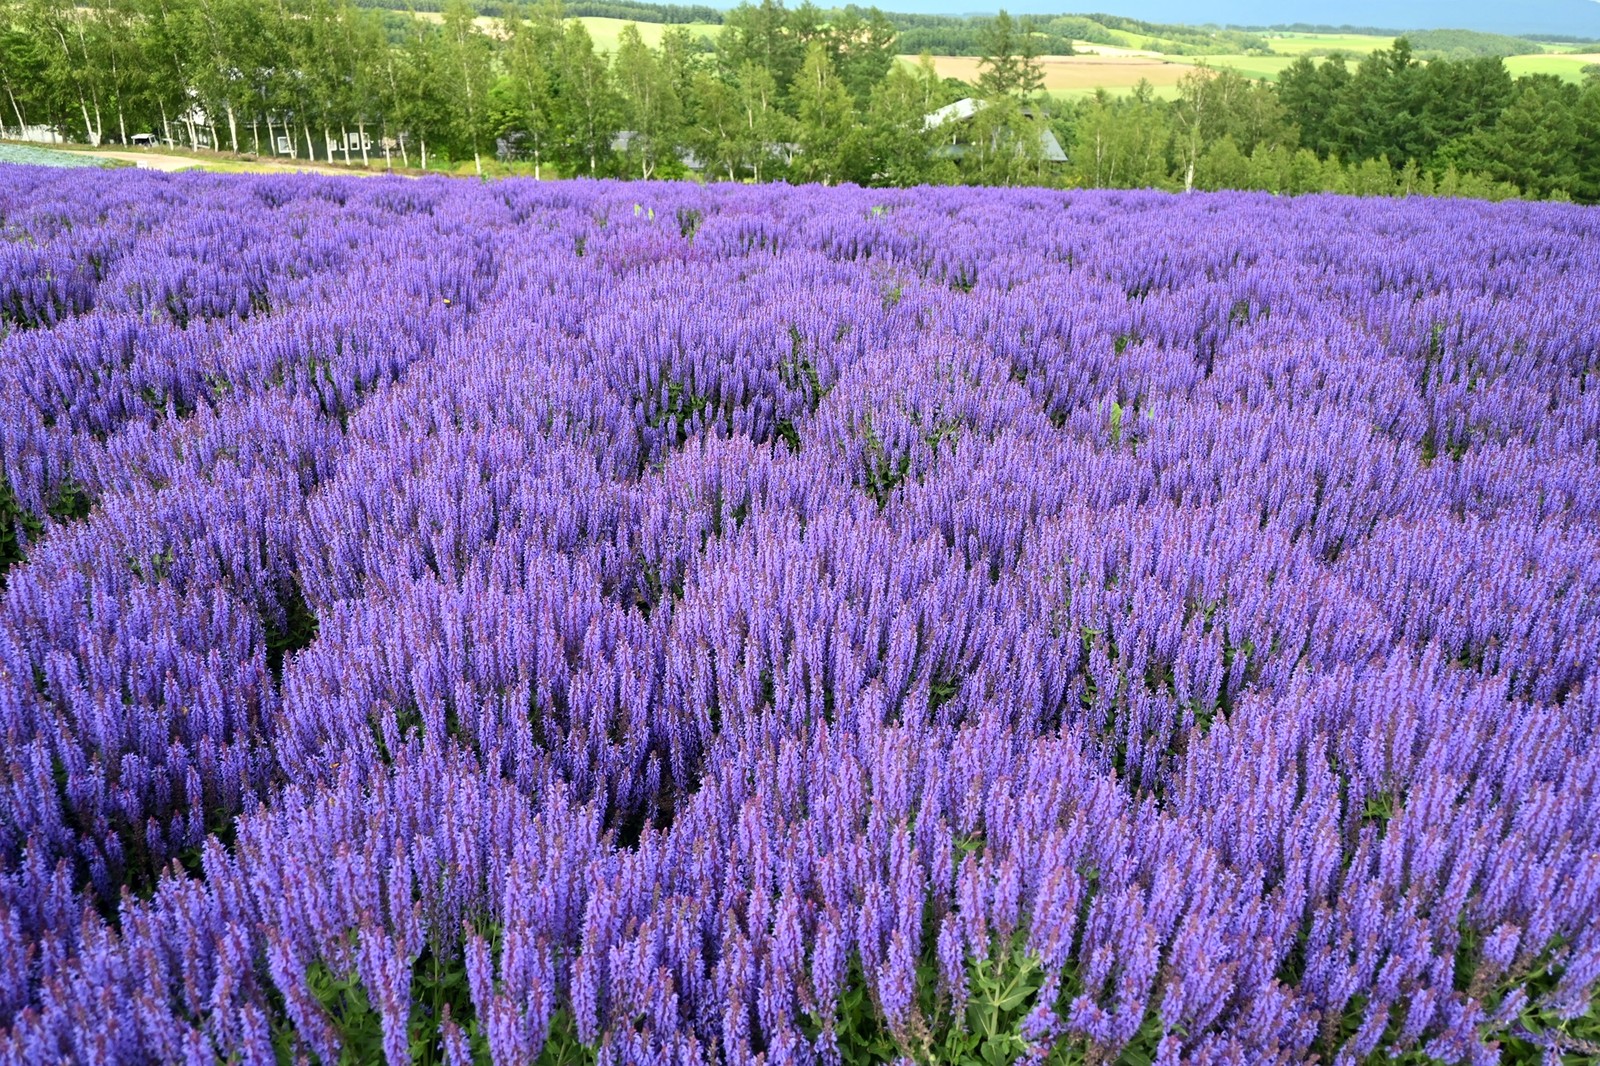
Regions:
[[0, 166, 1597, 1065]]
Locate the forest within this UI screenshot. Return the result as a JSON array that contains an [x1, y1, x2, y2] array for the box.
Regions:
[[0, 0, 1597, 199]]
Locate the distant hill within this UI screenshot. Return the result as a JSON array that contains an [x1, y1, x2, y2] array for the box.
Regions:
[[1096, 2, 1600, 37], [367, 0, 1600, 42], [754, 2, 1600, 40]]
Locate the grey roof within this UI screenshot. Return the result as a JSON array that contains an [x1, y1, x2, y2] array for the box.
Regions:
[[611, 131, 706, 171], [923, 98, 1068, 162], [923, 97, 985, 131]]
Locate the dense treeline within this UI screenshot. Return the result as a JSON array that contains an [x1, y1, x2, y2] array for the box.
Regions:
[[893, 22, 1073, 59], [560, 0, 718, 21], [346, 0, 723, 21], [1068, 71, 1525, 201], [1064, 12, 1272, 54], [1, 0, 1596, 200], [1278, 40, 1600, 199], [884, 11, 1271, 59], [1392, 29, 1550, 59], [1264, 21, 1594, 43]]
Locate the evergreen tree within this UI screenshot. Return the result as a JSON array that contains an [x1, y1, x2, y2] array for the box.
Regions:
[[1417, 55, 1513, 159], [1573, 79, 1600, 203], [1277, 53, 1351, 158], [822, 6, 895, 106], [1342, 39, 1426, 164], [1475, 75, 1580, 197], [718, 0, 810, 99], [976, 10, 1042, 98]]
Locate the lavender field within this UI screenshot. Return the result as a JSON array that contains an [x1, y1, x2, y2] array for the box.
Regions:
[[1, 166, 1598, 1065]]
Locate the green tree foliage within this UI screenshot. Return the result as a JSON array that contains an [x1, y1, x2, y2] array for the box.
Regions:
[[716, 0, 811, 99], [613, 21, 681, 177], [1173, 65, 1293, 191], [1336, 39, 1428, 165], [0, 0, 50, 133], [685, 65, 740, 181], [1067, 84, 1170, 191], [1278, 38, 1594, 202], [440, 0, 494, 172], [0, 0, 1591, 201], [975, 10, 1042, 99], [819, 6, 894, 106], [858, 55, 951, 187], [1403, 28, 1547, 60], [496, 1, 562, 176], [730, 58, 786, 181], [554, 18, 621, 176], [391, 11, 454, 167], [1574, 79, 1600, 203], [1417, 55, 1514, 159], [1462, 75, 1582, 198], [792, 42, 855, 184], [1277, 52, 1352, 158], [959, 93, 1048, 186]]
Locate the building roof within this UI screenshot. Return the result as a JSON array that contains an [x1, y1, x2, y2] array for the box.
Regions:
[[923, 98, 1068, 162], [923, 97, 985, 131]]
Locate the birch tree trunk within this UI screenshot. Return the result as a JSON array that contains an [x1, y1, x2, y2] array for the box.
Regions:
[[78, 98, 95, 145], [5, 86, 26, 135]]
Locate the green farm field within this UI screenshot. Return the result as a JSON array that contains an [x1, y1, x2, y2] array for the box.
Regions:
[[1504, 53, 1600, 80], [415, 13, 720, 48], [1260, 32, 1394, 54], [908, 30, 1596, 99], [575, 16, 720, 50], [425, 15, 1594, 93]]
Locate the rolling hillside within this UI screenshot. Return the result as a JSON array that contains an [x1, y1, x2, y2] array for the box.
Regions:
[[765, 2, 1600, 39]]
